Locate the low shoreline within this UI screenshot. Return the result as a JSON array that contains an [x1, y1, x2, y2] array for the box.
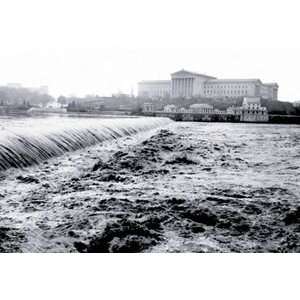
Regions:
[[142, 112, 300, 124]]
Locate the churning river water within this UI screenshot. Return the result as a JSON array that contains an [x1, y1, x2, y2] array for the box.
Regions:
[[0, 115, 299, 252]]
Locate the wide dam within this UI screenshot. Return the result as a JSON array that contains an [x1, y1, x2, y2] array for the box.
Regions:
[[0, 116, 173, 171]]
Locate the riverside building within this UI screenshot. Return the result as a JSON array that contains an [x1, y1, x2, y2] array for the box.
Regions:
[[227, 97, 269, 122], [138, 69, 278, 101]]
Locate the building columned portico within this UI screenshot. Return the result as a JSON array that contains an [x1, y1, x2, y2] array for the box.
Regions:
[[138, 69, 279, 101], [171, 70, 216, 98]]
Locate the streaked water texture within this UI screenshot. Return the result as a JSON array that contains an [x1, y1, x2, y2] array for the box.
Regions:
[[0, 116, 172, 170]]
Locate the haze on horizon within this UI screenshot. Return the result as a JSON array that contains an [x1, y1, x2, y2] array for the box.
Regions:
[[1, 0, 300, 101]]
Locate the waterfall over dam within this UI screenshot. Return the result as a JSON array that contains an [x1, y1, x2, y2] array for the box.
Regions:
[[0, 116, 172, 171]]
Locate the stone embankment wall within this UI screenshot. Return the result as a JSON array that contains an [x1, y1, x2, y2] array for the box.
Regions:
[[143, 112, 300, 124], [146, 112, 240, 122]]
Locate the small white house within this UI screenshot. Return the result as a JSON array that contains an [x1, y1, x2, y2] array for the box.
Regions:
[[143, 103, 155, 112], [228, 97, 268, 122], [163, 104, 177, 112], [189, 103, 214, 114]]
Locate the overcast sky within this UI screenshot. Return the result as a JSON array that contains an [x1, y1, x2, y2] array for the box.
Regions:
[[1, 0, 300, 101]]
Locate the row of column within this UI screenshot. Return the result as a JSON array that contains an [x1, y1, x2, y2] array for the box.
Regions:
[[172, 78, 194, 98]]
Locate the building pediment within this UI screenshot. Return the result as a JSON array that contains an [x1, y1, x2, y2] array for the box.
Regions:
[[171, 69, 216, 79], [171, 70, 195, 77]]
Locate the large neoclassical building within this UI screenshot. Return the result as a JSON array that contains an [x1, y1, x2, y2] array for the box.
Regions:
[[138, 69, 279, 100]]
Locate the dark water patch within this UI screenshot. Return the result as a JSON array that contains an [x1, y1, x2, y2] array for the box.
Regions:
[[165, 154, 197, 165], [242, 203, 263, 215], [91, 159, 110, 172], [181, 207, 218, 226], [141, 169, 170, 176], [0, 227, 25, 252], [283, 207, 300, 225], [205, 196, 232, 205], [96, 171, 128, 183], [75, 216, 163, 253], [202, 167, 212, 171], [16, 175, 40, 184]]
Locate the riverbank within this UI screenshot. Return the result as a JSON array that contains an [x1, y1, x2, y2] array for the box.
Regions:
[[142, 112, 300, 124]]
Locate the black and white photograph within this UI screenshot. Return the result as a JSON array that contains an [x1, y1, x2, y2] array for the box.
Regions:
[[0, 0, 299, 299]]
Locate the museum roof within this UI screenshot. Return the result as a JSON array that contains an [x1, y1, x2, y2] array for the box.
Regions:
[[171, 69, 216, 79], [264, 82, 279, 87], [209, 78, 263, 83]]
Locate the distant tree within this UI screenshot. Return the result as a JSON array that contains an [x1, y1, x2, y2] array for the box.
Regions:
[[0, 86, 54, 107], [57, 96, 67, 105]]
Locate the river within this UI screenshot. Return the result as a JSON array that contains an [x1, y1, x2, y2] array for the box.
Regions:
[[0, 116, 299, 252]]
